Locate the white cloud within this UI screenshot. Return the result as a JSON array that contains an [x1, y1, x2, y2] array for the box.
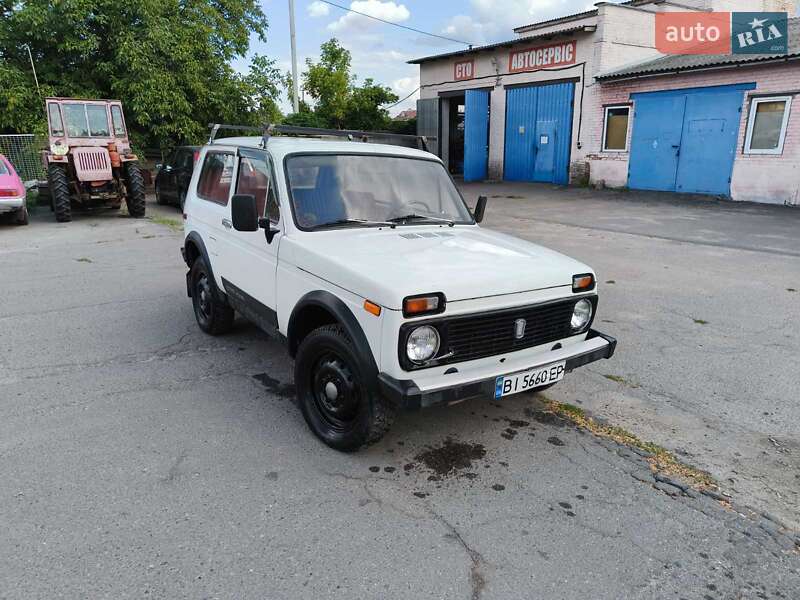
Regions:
[[307, 1, 330, 17], [442, 0, 589, 45], [328, 0, 411, 34]]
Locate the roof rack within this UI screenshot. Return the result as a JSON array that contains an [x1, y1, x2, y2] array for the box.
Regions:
[[207, 123, 435, 152]]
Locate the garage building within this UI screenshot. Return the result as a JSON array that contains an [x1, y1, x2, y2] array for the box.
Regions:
[[412, 0, 798, 205]]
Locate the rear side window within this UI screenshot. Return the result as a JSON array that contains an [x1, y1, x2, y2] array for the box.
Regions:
[[0, 159, 8, 175], [110, 105, 126, 137], [197, 152, 235, 205], [48, 104, 64, 136]]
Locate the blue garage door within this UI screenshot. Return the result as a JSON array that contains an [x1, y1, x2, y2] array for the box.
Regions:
[[504, 82, 574, 184], [628, 84, 754, 196], [464, 89, 490, 182]]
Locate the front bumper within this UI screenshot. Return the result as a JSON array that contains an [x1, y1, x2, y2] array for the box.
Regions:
[[0, 197, 25, 213], [379, 329, 616, 410]]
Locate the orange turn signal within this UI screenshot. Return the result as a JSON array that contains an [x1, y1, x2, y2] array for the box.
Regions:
[[364, 300, 381, 316], [402, 293, 445, 318], [572, 274, 595, 292]]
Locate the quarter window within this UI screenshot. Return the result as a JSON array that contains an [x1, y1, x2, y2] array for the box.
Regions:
[[603, 105, 630, 152], [744, 96, 792, 154], [48, 104, 64, 137], [197, 152, 235, 206]]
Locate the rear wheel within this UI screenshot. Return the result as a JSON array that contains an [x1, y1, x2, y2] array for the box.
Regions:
[[190, 256, 234, 335], [48, 163, 71, 223], [155, 182, 166, 205], [14, 205, 29, 226], [295, 324, 395, 451], [123, 161, 146, 218]]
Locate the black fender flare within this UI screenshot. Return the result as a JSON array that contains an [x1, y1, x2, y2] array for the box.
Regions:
[[288, 290, 379, 389], [183, 231, 225, 302]]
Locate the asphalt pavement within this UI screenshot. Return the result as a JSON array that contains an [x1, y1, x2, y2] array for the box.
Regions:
[[1, 192, 798, 599]]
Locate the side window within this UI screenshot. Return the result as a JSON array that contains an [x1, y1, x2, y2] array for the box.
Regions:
[[110, 105, 127, 137], [744, 96, 792, 155], [236, 155, 272, 218], [197, 152, 235, 206], [48, 104, 64, 136]]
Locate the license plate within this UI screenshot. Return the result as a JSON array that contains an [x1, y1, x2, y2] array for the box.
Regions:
[[494, 361, 566, 399]]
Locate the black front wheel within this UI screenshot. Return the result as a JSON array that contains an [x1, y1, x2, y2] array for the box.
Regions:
[[190, 257, 234, 335], [48, 163, 71, 223], [295, 324, 395, 451], [123, 161, 146, 218]]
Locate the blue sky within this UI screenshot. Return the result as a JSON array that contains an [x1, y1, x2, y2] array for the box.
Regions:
[[245, 0, 600, 115]]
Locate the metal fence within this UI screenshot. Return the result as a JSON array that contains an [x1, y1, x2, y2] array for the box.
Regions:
[[0, 134, 46, 184]]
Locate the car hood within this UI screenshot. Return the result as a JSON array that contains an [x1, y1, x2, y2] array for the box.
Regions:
[[289, 225, 592, 309]]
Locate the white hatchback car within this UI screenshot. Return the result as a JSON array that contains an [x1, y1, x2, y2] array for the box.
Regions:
[[181, 126, 616, 450]]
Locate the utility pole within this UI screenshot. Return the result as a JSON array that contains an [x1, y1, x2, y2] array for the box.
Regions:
[[26, 45, 41, 97], [288, 0, 300, 114]]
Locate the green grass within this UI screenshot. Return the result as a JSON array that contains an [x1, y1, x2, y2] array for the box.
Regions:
[[693, 318, 709, 325], [541, 398, 718, 489], [603, 373, 640, 388], [75, 257, 93, 263]]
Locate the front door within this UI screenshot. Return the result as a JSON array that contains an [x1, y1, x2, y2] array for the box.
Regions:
[[533, 120, 557, 182], [216, 148, 282, 331]]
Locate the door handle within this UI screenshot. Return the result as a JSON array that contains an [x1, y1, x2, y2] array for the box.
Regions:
[[221, 218, 232, 229]]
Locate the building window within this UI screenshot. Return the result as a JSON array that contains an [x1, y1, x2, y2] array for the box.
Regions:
[[744, 96, 792, 155], [603, 105, 630, 152]]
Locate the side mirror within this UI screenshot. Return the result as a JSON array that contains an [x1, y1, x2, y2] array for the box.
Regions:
[[155, 163, 163, 171], [474, 195, 487, 223], [231, 194, 259, 232]]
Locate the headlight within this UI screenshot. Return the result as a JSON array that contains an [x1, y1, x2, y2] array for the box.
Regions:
[[571, 299, 593, 331], [406, 325, 440, 363], [50, 143, 69, 156]]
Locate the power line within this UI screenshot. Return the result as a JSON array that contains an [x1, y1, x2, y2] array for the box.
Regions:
[[317, 0, 473, 47], [383, 85, 420, 109]]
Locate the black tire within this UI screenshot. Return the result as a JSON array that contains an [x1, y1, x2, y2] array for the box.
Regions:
[[155, 182, 166, 205], [190, 256, 234, 335], [14, 205, 29, 226], [123, 161, 146, 218], [295, 324, 395, 451], [48, 163, 71, 223]]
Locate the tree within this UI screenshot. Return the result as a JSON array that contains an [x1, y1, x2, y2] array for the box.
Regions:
[[344, 79, 398, 131], [0, 0, 275, 149], [300, 39, 398, 131], [302, 39, 353, 129]]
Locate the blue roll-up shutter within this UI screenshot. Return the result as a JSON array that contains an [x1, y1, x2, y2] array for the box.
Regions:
[[464, 89, 489, 182]]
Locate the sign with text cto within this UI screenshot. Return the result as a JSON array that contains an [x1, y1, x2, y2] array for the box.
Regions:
[[509, 41, 576, 73], [454, 59, 475, 81]]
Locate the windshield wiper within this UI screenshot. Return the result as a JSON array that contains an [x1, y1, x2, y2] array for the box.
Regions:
[[388, 214, 455, 227], [312, 218, 396, 230]]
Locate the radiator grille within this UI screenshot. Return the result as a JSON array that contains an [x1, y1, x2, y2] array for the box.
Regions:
[[400, 297, 594, 370], [73, 148, 112, 181]]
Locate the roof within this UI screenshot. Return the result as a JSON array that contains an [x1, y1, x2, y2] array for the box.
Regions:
[[513, 9, 598, 33], [598, 17, 800, 80], [408, 25, 595, 65], [211, 136, 438, 161]]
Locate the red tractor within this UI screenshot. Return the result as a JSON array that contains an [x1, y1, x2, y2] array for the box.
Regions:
[[40, 98, 145, 222]]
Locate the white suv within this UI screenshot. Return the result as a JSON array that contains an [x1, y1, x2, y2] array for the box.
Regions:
[[181, 127, 616, 451]]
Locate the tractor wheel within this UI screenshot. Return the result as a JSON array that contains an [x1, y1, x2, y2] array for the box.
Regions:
[[123, 161, 146, 218], [48, 163, 71, 223]]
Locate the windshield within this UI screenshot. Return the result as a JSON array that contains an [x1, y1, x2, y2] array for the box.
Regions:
[[285, 154, 473, 230]]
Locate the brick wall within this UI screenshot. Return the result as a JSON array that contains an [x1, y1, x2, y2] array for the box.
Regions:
[[585, 62, 800, 205]]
